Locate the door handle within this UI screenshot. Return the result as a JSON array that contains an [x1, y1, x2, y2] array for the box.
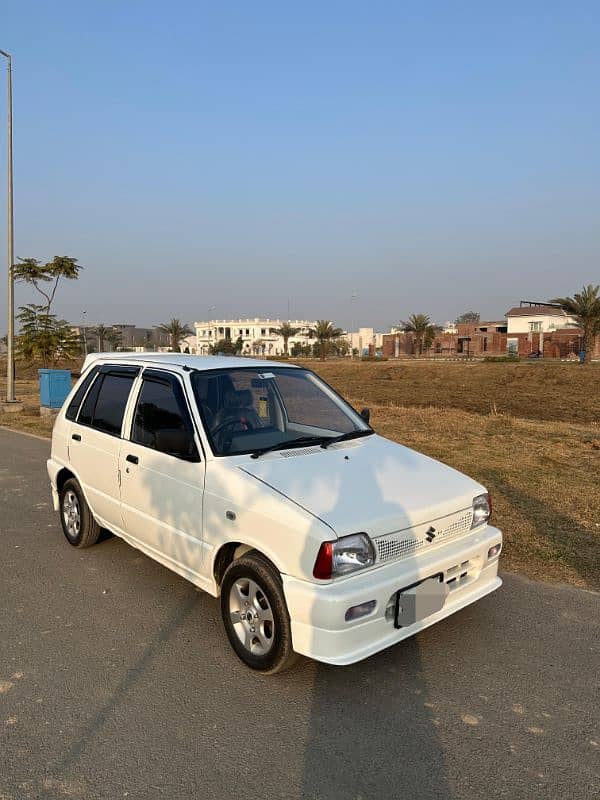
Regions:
[[71, 433, 81, 441], [126, 454, 139, 465]]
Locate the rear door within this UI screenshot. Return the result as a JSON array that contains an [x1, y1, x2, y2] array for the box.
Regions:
[[119, 369, 206, 579], [68, 364, 139, 531]]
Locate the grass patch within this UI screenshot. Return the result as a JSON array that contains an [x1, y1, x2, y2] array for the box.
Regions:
[[309, 359, 600, 424]]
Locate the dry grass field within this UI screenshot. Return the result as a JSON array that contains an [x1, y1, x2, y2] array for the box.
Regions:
[[1, 357, 598, 589]]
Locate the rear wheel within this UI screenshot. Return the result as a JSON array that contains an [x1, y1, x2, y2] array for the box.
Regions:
[[59, 478, 101, 548], [220, 552, 298, 674]]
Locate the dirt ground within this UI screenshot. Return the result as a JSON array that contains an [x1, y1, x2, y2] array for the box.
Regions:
[[1, 356, 598, 589], [310, 359, 600, 424]]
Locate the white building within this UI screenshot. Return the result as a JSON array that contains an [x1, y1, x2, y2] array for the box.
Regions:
[[347, 327, 383, 356], [194, 318, 317, 356], [506, 303, 577, 334]]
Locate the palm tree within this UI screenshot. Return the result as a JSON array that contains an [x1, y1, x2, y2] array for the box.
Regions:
[[157, 318, 193, 352], [401, 313, 432, 355], [92, 323, 109, 352], [309, 320, 343, 360], [273, 322, 300, 355], [552, 285, 600, 364]]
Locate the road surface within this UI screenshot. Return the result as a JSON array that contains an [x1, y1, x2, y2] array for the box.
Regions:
[[0, 427, 598, 800]]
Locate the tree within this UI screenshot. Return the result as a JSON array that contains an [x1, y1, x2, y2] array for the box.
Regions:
[[13, 255, 83, 367], [423, 325, 441, 352], [13, 256, 82, 317], [92, 323, 110, 352], [401, 313, 432, 355], [552, 285, 600, 364], [210, 338, 235, 355], [309, 320, 343, 360], [455, 311, 480, 325], [157, 318, 193, 352], [17, 305, 80, 365], [332, 337, 351, 356], [273, 322, 300, 355], [106, 329, 122, 352]]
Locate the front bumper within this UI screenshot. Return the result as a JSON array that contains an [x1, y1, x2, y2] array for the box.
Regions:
[[283, 525, 502, 665]]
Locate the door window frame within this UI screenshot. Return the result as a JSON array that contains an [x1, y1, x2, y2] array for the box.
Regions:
[[124, 367, 203, 462]]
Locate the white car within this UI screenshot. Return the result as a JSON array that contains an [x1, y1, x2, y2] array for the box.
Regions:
[[47, 353, 502, 673]]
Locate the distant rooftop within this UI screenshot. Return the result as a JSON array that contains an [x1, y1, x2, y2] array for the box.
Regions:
[[506, 305, 568, 317]]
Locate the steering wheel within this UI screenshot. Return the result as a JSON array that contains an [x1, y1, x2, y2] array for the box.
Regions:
[[211, 416, 257, 439]]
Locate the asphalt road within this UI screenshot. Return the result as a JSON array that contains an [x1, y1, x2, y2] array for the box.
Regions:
[[1, 427, 598, 800]]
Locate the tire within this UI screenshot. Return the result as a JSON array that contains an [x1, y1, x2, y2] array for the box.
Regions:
[[59, 478, 102, 548], [220, 552, 298, 674]]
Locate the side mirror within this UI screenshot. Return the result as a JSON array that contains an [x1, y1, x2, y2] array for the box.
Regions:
[[360, 407, 370, 424], [155, 428, 200, 461]]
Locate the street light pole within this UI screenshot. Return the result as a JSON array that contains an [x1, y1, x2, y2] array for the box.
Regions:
[[0, 49, 15, 403], [81, 310, 87, 357]]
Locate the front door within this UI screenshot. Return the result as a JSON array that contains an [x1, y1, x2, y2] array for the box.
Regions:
[[119, 369, 206, 581]]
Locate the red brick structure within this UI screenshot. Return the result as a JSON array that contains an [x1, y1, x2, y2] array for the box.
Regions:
[[382, 327, 600, 359], [382, 321, 507, 358]]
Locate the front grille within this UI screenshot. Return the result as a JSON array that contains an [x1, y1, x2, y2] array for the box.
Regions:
[[375, 509, 473, 564]]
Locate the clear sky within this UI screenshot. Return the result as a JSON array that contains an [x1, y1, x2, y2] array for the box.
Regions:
[[1, 0, 599, 331]]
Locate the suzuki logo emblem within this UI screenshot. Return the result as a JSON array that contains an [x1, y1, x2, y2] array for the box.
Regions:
[[425, 526, 436, 543]]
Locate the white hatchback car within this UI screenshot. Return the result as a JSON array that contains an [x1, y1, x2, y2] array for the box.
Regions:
[[48, 353, 502, 673]]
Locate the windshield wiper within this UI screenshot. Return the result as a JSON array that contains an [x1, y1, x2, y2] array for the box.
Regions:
[[250, 435, 330, 459], [320, 429, 374, 449]]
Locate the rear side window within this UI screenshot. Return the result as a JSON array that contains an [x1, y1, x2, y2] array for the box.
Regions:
[[65, 367, 99, 421], [77, 367, 138, 435]]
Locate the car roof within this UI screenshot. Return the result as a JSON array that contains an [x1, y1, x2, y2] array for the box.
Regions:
[[82, 352, 299, 373]]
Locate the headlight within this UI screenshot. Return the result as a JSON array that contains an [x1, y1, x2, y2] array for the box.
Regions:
[[313, 533, 375, 579], [471, 493, 491, 528]]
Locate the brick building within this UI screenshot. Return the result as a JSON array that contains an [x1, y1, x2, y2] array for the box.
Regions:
[[382, 320, 507, 358], [382, 302, 599, 360]]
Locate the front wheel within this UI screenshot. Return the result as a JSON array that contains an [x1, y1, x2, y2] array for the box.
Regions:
[[220, 552, 298, 674]]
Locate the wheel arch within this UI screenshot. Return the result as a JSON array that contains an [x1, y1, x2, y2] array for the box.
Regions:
[[56, 466, 76, 495], [55, 466, 98, 523], [212, 541, 282, 591]]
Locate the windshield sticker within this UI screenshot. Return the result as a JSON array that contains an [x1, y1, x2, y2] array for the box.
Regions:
[[257, 372, 275, 379]]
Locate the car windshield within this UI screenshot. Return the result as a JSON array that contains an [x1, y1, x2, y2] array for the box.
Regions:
[[190, 366, 370, 456]]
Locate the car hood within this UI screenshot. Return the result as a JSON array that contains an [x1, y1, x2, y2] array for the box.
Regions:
[[239, 434, 485, 538]]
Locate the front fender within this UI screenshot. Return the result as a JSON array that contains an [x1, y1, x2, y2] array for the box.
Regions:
[[203, 460, 334, 581]]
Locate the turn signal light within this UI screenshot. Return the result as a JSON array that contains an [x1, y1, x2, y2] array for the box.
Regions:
[[313, 542, 333, 579]]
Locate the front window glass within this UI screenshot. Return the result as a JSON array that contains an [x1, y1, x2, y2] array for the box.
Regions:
[[132, 377, 197, 459], [191, 367, 369, 456]]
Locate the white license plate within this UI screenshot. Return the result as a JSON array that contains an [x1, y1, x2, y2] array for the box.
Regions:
[[395, 576, 449, 628]]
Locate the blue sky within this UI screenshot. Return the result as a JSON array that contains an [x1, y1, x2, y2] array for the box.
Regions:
[[1, 0, 599, 330]]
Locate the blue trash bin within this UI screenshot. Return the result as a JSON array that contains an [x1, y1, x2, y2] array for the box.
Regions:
[[39, 369, 72, 409]]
